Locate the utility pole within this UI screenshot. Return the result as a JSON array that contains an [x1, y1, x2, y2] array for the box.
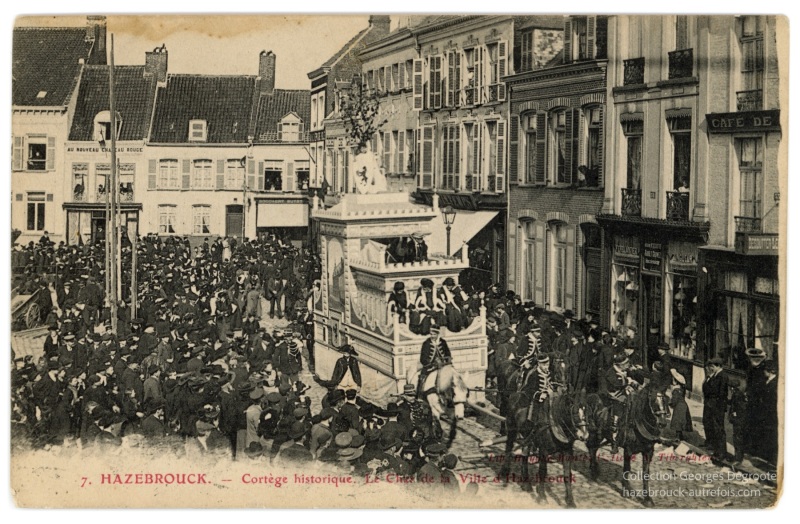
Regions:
[[108, 34, 119, 333]]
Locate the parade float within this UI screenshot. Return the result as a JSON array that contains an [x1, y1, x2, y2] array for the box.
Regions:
[[310, 182, 488, 403]]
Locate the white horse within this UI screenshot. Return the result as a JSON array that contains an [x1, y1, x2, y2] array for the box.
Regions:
[[415, 363, 469, 446]]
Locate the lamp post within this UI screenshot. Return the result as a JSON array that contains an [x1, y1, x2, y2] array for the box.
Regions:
[[442, 205, 457, 257]]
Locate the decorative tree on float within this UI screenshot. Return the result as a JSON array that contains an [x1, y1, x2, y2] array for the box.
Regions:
[[338, 78, 389, 194]]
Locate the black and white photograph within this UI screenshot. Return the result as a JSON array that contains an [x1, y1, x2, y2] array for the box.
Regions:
[[7, 11, 787, 509]]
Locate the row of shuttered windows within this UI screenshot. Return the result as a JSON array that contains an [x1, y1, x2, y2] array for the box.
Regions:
[[147, 159, 309, 192]]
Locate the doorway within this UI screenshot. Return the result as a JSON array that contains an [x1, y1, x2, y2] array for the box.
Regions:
[[642, 273, 663, 369], [226, 205, 244, 238]]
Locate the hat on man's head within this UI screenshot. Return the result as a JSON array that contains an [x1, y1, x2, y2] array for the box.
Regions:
[[402, 383, 416, 397], [613, 354, 630, 367], [339, 344, 358, 356], [393, 281, 405, 292], [442, 454, 458, 469], [537, 353, 550, 364], [420, 278, 434, 289], [443, 277, 455, 287]]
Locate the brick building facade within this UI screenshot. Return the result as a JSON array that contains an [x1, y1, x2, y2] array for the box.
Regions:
[[506, 16, 604, 319]]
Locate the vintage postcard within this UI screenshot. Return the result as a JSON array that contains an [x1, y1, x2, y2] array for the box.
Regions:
[[9, 13, 786, 509]]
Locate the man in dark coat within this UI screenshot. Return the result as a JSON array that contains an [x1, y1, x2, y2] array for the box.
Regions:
[[417, 325, 451, 397], [702, 358, 729, 462], [313, 344, 362, 392]]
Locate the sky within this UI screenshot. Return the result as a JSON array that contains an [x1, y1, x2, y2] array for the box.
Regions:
[[14, 14, 375, 89]]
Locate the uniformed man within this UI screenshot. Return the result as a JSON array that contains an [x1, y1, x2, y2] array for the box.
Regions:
[[417, 324, 451, 397], [601, 353, 645, 453]]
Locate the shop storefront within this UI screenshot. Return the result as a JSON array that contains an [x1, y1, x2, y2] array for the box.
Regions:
[[699, 247, 779, 376], [606, 230, 705, 389]]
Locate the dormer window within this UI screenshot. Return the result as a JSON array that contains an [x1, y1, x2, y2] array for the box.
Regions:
[[189, 119, 207, 142], [93, 110, 122, 142], [278, 112, 304, 142]]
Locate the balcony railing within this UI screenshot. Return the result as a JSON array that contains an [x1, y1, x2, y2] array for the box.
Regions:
[[666, 191, 690, 221], [72, 186, 135, 203], [621, 188, 642, 216], [462, 86, 476, 106], [734, 216, 762, 233], [668, 48, 693, 79], [623, 57, 645, 85], [736, 90, 763, 111], [256, 131, 310, 143]]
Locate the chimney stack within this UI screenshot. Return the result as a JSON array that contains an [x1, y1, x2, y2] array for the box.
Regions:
[[86, 15, 107, 64], [145, 45, 169, 84], [259, 51, 276, 96], [368, 15, 391, 36]]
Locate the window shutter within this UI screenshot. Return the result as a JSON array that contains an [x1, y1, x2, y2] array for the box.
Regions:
[[534, 222, 546, 304], [277, 123, 283, 141], [496, 120, 506, 193], [534, 111, 548, 185], [509, 114, 520, 184], [182, 159, 191, 189], [148, 159, 157, 189], [564, 19, 573, 63], [46, 136, 56, 171], [383, 131, 391, 171], [414, 128, 421, 181], [399, 61, 406, 91], [258, 161, 264, 191], [216, 159, 225, 189], [385, 66, 392, 93], [398, 132, 405, 173], [453, 126, 461, 189], [454, 52, 462, 107], [421, 125, 435, 188], [596, 105, 605, 187], [286, 162, 295, 192], [475, 47, 484, 104], [587, 16, 597, 60], [498, 40, 508, 101], [413, 59, 424, 110], [565, 226, 576, 310], [507, 220, 517, 290], [446, 52, 455, 107], [565, 108, 579, 185], [299, 122, 304, 136], [247, 159, 255, 190], [12, 136, 23, 171]]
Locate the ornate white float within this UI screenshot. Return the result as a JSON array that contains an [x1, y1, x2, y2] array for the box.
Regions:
[[311, 192, 488, 402]]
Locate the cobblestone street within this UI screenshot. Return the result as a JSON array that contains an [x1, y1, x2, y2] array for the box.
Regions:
[[260, 311, 776, 509]]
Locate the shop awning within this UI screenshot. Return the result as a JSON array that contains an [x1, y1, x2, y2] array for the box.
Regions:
[[256, 202, 308, 228], [427, 210, 498, 256]]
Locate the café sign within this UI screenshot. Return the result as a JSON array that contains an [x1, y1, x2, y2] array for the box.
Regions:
[[706, 110, 780, 134], [735, 232, 779, 255]]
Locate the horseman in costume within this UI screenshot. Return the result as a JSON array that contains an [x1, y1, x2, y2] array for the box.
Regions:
[[417, 323, 451, 397], [521, 353, 554, 426], [601, 353, 646, 453]]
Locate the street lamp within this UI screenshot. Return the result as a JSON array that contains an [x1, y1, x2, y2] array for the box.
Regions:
[[442, 205, 457, 257]]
